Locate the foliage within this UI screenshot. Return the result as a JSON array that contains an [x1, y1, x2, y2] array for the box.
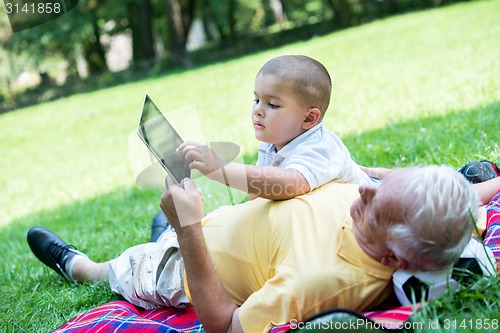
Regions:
[[7, 8, 90, 75], [0, 0, 499, 331], [1, 0, 477, 111]]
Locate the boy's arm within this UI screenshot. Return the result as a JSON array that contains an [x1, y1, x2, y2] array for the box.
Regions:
[[178, 142, 309, 200], [225, 163, 310, 200], [472, 177, 500, 205]]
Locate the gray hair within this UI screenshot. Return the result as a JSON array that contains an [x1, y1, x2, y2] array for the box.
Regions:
[[384, 166, 480, 271]]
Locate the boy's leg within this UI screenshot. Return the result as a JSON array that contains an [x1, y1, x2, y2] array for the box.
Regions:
[[27, 226, 108, 283]]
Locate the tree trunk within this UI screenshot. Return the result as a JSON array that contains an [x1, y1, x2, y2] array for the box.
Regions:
[[269, 0, 286, 26], [323, 0, 341, 27], [338, 0, 354, 28], [200, 0, 216, 42], [387, 0, 400, 14], [165, 0, 196, 67], [227, 0, 237, 41], [82, 14, 108, 74], [129, 0, 156, 65], [200, 0, 228, 43], [358, 0, 370, 19]]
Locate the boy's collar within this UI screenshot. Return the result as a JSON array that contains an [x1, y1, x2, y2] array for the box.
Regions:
[[259, 122, 324, 157]]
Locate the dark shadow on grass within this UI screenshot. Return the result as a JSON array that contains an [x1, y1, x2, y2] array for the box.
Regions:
[[0, 101, 498, 331]]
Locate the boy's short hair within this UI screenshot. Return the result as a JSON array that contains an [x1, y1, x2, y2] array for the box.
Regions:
[[257, 55, 332, 119]]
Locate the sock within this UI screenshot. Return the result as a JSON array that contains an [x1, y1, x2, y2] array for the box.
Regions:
[[65, 254, 83, 282]]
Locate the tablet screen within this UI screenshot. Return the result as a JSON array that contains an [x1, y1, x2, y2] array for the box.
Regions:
[[137, 95, 190, 184]]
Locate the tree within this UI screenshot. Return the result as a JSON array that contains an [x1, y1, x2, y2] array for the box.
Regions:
[[323, 0, 354, 28], [82, 16, 108, 73], [128, 0, 156, 65], [80, 0, 108, 74], [164, 0, 196, 66], [6, 8, 89, 79], [199, 0, 238, 45], [0, 14, 13, 102], [338, 0, 354, 27], [268, 0, 286, 26]]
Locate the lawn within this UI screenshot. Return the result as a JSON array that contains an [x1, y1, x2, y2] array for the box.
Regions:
[[1, 0, 499, 331]]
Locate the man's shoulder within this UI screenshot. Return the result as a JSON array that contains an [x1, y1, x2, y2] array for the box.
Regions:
[[308, 181, 360, 203], [269, 182, 359, 214]]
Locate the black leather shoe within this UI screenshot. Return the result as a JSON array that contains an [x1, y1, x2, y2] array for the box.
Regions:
[[27, 227, 84, 282], [150, 211, 172, 242]]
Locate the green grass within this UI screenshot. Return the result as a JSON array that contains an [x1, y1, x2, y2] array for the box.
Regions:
[[1, 0, 500, 331]]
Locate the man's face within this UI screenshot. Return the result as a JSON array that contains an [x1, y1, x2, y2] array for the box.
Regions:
[[350, 169, 412, 265]]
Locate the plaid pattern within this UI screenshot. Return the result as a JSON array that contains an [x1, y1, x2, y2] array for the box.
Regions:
[[267, 305, 419, 332], [363, 305, 419, 330], [53, 301, 203, 333], [484, 189, 500, 274], [54, 302, 419, 332], [54, 190, 500, 332]]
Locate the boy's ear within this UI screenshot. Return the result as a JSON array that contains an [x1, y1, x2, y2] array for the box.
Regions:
[[302, 108, 322, 130]]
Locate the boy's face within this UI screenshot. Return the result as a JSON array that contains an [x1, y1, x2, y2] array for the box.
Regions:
[[252, 73, 310, 151]]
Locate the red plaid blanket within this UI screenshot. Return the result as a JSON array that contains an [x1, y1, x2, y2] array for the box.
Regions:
[[54, 190, 500, 333], [54, 301, 418, 333], [484, 189, 500, 273], [53, 302, 203, 333]]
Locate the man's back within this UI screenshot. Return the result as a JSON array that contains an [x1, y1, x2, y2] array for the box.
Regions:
[[200, 182, 394, 332]]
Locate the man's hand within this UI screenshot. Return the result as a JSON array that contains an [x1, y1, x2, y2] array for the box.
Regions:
[[178, 141, 225, 178], [160, 176, 204, 230]]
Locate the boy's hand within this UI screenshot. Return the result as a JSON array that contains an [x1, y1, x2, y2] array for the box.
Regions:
[[360, 165, 392, 180], [178, 141, 225, 177], [160, 176, 204, 231]]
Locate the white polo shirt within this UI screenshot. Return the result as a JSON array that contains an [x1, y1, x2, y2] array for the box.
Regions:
[[256, 122, 372, 190]]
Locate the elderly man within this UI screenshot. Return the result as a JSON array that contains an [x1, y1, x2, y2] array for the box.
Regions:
[[28, 166, 483, 332]]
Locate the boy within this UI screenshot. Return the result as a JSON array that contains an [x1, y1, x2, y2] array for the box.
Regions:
[[177, 55, 372, 201], [151, 55, 373, 241]]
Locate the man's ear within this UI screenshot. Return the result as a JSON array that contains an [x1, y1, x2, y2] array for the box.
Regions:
[[302, 108, 321, 130], [381, 253, 408, 270]]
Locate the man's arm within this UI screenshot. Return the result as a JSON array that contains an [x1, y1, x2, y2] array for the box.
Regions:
[[178, 142, 309, 200], [160, 177, 243, 333]]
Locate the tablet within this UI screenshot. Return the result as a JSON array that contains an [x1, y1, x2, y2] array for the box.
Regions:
[[136, 95, 190, 184]]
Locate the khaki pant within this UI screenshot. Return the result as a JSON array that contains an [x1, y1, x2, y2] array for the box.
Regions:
[[108, 230, 189, 309]]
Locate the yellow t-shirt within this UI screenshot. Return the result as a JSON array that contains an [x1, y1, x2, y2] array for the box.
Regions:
[[196, 182, 394, 332]]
